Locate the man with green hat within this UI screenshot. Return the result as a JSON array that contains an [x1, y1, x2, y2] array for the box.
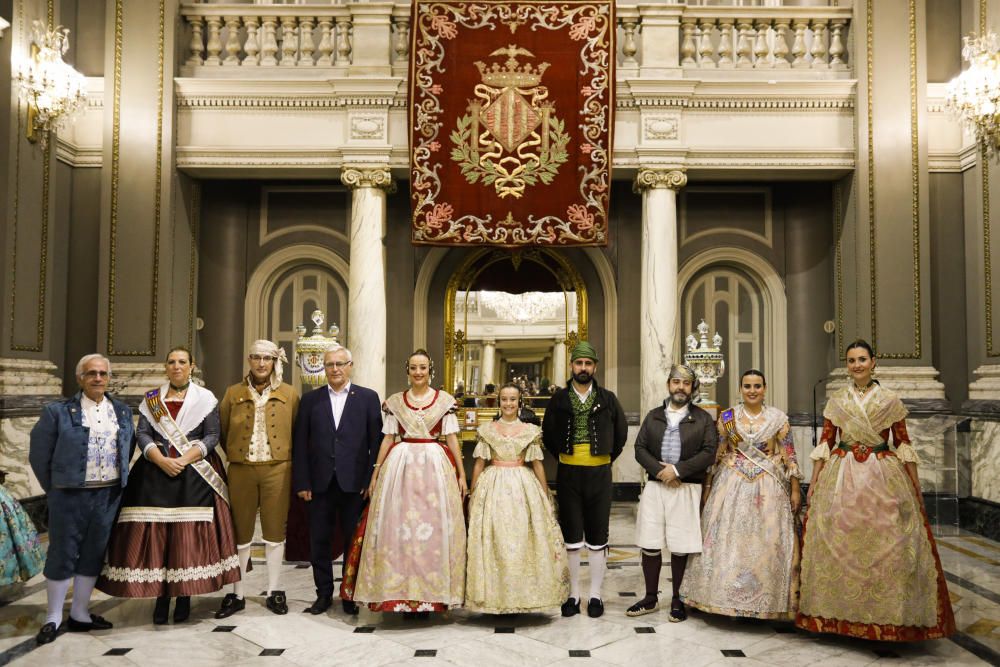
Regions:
[[542, 341, 627, 619]]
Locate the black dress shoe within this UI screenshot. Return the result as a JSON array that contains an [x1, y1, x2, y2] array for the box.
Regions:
[[35, 622, 59, 645], [266, 591, 288, 615], [215, 593, 246, 619], [67, 614, 114, 632], [560, 597, 580, 617], [173, 596, 191, 623], [342, 599, 359, 615], [305, 595, 333, 615], [587, 597, 604, 618], [153, 596, 170, 625]]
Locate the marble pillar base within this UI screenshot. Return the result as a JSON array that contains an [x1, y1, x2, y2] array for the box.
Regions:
[[959, 496, 1000, 542], [108, 362, 204, 400], [969, 363, 1000, 400], [970, 418, 1000, 504], [826, 366, 946, 399], [612, 421, 643, 485], [0, 358, 63, 395], [0, 359, 63, 500]]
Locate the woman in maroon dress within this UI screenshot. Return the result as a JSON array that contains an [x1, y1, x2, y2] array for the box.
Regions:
[[97, 347, 239, 624]]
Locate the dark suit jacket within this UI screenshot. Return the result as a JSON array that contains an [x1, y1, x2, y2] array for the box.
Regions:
[[292, 383, 382, 494], [634, 402, 718, 484]]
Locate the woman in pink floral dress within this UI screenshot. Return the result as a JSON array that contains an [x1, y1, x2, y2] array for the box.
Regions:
[[344, 350, 468, 615]]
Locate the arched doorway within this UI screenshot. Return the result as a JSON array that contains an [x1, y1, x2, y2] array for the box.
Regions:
[[442, 248, 588, 397], [678, 248, 788, 410], [244, 245, 350, 388]]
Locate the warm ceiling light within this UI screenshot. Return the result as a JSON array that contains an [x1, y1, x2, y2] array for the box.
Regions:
[[12, 20, 86, 148]]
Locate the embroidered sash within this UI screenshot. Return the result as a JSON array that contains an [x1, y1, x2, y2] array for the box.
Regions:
[[143, 388, 229, 505], [720, 406, 790, 491]]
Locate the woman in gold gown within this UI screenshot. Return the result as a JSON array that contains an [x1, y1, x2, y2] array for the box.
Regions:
[[465, 384, 569, 613]]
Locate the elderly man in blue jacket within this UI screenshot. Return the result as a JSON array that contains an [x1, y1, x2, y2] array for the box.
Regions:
[[29, 354, 136, 645]]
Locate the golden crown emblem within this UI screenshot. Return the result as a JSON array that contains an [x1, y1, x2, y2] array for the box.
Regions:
[[474, 45, 550, 88]]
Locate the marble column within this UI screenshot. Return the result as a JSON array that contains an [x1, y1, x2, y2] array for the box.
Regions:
[[552, 337, 567, 386], [341, 167, 394, 401], [481, 339, 496, 389], [635, 169, 687, 416]]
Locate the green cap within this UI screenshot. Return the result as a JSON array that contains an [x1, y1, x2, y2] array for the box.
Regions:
[[570, 341, 599, 363]]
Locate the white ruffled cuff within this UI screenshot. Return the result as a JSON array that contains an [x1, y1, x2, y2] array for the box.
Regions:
[[810, 442, 831, 462], [524, 442, 545, 462], [895, 442, 921, 464], [440, 413, 460, 436], [381, 414, 399, 436], [472, 439, 492, 461]]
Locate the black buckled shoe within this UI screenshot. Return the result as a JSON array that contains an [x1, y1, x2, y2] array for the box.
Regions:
[[266, 591, 288, 615], [668, 596, 687, 623], [560, 597, 580, 617], [173, 596, 191, 623], [587, 597, 604, 618], [214, 593, 246, 619], [305, 595, 332, 615], [342, 599, 359, 615], [625, 597, 659, 617], [67, 614, 113, 632], [35, 622, 59, 645]]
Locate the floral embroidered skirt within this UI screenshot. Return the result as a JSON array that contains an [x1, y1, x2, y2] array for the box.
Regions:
[[681, 457, 799, 619], [465, 465, 568, 613], [347, 441, 465, 613], [97, 453, 240, 598], [795, 454, 955, 641], [0, 485, 43, 585]]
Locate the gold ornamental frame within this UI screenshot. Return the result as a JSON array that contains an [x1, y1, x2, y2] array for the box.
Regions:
[[443, 248, 588, 392]]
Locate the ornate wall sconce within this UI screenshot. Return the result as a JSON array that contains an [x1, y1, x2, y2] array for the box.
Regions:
[[12, 20, 86, 148]]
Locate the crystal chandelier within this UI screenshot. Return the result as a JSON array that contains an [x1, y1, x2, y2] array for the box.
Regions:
[[946, 32, 1000, 158], [479, 291, 565, 324], [13, 20, 87, 148]]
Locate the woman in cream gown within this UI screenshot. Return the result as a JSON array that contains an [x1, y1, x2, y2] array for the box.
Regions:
[[796, 340, 954, 641], [466, 384, 569, 613]]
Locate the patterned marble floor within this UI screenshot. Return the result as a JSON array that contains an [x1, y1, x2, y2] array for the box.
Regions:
[[0, 503, 998, 666]]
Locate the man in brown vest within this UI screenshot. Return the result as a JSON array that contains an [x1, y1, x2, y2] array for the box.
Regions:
[[215, 340, 299, 618]]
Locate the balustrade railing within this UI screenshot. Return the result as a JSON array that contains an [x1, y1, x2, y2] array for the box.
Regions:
[[179, 3, 851, 75]]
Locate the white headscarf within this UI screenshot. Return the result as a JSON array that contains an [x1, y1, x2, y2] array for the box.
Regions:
[[249, 339, 287, 391]]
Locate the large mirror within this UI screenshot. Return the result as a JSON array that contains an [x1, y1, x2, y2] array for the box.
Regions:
[[444, 248, 588, 413]]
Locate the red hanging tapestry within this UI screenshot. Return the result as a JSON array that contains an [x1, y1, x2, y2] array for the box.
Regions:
[[409, 0, 615, 247]]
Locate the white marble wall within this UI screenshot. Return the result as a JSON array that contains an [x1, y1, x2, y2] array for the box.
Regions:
[[613, 424, 643, 484], [0, 417, 44, 499], [970, 419, 1000, 503]]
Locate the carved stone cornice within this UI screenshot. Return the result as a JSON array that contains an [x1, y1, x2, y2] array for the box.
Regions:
[[341, 167, 396, 193], [634, 168, 687, 193]]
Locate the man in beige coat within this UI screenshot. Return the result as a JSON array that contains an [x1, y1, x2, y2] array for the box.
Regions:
[[215, 340, 299, 618]]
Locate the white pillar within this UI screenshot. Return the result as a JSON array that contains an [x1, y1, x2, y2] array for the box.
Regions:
[[341, 167, 393, 401], [552, 337, 567, 385], [635, 168, 686, 416], [481, 339, 496, 389]]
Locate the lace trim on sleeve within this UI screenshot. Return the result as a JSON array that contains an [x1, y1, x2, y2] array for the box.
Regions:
[[472, 438, 492, 461], [895, 442, 921, 464], [809, 441, 831, 462], [524, 437, 545, 462], [381, 413, 399, 436], [440, 413, 460, 436]]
